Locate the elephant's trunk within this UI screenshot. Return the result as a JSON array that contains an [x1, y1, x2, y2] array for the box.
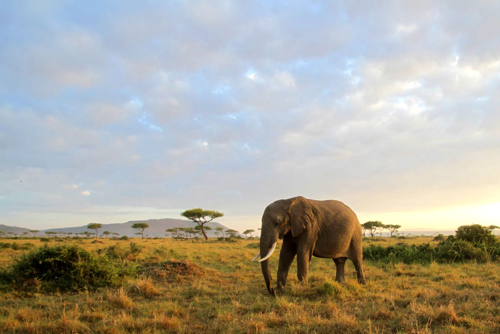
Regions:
[[260, 230, 278, 296]]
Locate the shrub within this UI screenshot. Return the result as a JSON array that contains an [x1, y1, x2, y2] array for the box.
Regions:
[[433, 234, 446, 241], [0, 243, 33, 250], [153, 246, 168, 256], [435, 239, 488, 263], [129, 242, 144, 255], [1, 244, 137, 292], [101, 245, 129, 261], [363, 227, 500, 264], [363, 243, 435, 264], [455, 224, 495, 245]]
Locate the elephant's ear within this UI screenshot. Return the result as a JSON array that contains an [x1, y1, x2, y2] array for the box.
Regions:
[[289, 196, 316, 237]]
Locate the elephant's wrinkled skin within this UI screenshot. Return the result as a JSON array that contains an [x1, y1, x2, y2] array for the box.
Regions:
[[255, 196, 366, 296]]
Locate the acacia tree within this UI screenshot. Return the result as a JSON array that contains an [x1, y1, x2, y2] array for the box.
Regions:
[[385, 224, 402, 237], [131, 223, 149, 239], [215, 227, 225, 239], [362, 221, 384, 237], [87, 223, 102, 239], [194, 225, 211, 238], [225, 229, 239, 238], [487, 225, 500, 235], [45, 231, 57, 238], [181, 208, 224, 240], [243, 229, 255, 238], [166, 228, 181, 238]]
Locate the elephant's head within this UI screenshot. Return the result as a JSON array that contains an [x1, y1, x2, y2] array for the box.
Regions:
[[251, 196, 316, 295]]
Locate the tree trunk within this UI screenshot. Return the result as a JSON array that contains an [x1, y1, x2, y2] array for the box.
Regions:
[[201, 224, 208, 240]]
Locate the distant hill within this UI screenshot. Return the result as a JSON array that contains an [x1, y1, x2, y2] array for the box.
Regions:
[[42, 218, 232, 238], [0, 224, 32, 235]]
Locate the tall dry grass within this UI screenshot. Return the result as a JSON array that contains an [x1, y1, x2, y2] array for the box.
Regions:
[[0, 236, 498, 333]]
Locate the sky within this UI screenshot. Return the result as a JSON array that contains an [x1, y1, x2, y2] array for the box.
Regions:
[[1, 1, 500, 233]]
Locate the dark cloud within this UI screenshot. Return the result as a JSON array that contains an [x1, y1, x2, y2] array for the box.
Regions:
[[1, 1, 499, 230]]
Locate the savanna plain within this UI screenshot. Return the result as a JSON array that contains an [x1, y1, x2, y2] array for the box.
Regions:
[[0, 236, 499, 333]]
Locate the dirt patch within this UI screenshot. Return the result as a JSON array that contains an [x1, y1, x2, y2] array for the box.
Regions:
[[144, 261, 206, 282]]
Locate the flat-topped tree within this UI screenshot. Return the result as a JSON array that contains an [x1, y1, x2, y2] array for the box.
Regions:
[[87, 223, 102, 239], [215, 227, 225, 239], [181, 208, 224, 240], [131, 223, 149, 239], [243, 229, 255, 238], [385, 224, 402, 237], [362, 221, 384, 238], [225, 229, 239, 238]]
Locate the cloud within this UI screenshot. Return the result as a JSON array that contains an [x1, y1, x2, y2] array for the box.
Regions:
[[1, 1, 500, 230]]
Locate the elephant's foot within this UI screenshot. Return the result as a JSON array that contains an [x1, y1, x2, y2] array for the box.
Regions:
[[274, 283, 286, 295], [266, 285, 276, 296], [357, 276, 366, 285]]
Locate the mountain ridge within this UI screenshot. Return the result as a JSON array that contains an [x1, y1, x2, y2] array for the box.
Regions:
[[1, 218, 233, 238]]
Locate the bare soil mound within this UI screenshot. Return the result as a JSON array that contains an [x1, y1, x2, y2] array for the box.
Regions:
[[144, 260, 205, 282]]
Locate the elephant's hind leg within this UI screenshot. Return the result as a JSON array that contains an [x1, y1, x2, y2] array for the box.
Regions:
[[333, 257, 347, 283], [351, 256, 366, 284]]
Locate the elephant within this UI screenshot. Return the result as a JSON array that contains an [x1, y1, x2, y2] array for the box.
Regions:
[[251, 196, 366, 296]]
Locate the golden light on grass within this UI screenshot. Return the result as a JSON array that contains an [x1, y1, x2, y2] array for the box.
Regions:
[[0, 237, 498, 332], [106, 288, 135, 309], [133, 278, 160, 298]]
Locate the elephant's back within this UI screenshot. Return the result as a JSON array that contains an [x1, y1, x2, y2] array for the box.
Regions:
[[310, 199, 362, 258], [310, 199, 359, 223]]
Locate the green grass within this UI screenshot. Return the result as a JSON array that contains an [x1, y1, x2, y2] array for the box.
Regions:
[[0, 237, 498, 333]]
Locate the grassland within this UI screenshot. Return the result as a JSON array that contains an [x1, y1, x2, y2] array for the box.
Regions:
[[0, 237, 499, 333]]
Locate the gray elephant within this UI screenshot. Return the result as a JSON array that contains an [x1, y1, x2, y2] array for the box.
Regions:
[[251, 196, 366, 296]]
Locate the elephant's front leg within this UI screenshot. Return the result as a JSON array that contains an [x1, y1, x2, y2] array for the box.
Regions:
[[296, 248, 311, 283], [276, 241, 296, 292]]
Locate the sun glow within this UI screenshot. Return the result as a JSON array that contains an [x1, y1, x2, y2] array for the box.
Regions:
[[358, 202, 500, 232]]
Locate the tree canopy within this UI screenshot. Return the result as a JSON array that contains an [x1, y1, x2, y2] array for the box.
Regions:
[[181, 208, 224, 240], [131, 223, 149, 239], [243, 229, 255, 237], [87, 223, 102, 239], [385, 224, 402, 237], [362, 221, 384, 237]]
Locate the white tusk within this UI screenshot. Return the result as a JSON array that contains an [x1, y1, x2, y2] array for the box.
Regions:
[[258, 242, 277, 263], [250, 252, 261, 262]]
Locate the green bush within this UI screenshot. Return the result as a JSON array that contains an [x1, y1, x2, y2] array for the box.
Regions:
[[433, 234, 446, 241], [153, 245, 168, 256], [435, 238, 488, 263], [129, 242, 144, 254], [98, 242, 144, 261], [1, 245, 137, 292], [0, 243, 33, 250], [455, 224, 495, 244], [363, 243, 435, 264], [363, 225, 500, 264], [100, 244, 129, 261]]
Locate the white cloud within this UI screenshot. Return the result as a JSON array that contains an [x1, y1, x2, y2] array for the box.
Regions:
[[1, 1, 500, 231]]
